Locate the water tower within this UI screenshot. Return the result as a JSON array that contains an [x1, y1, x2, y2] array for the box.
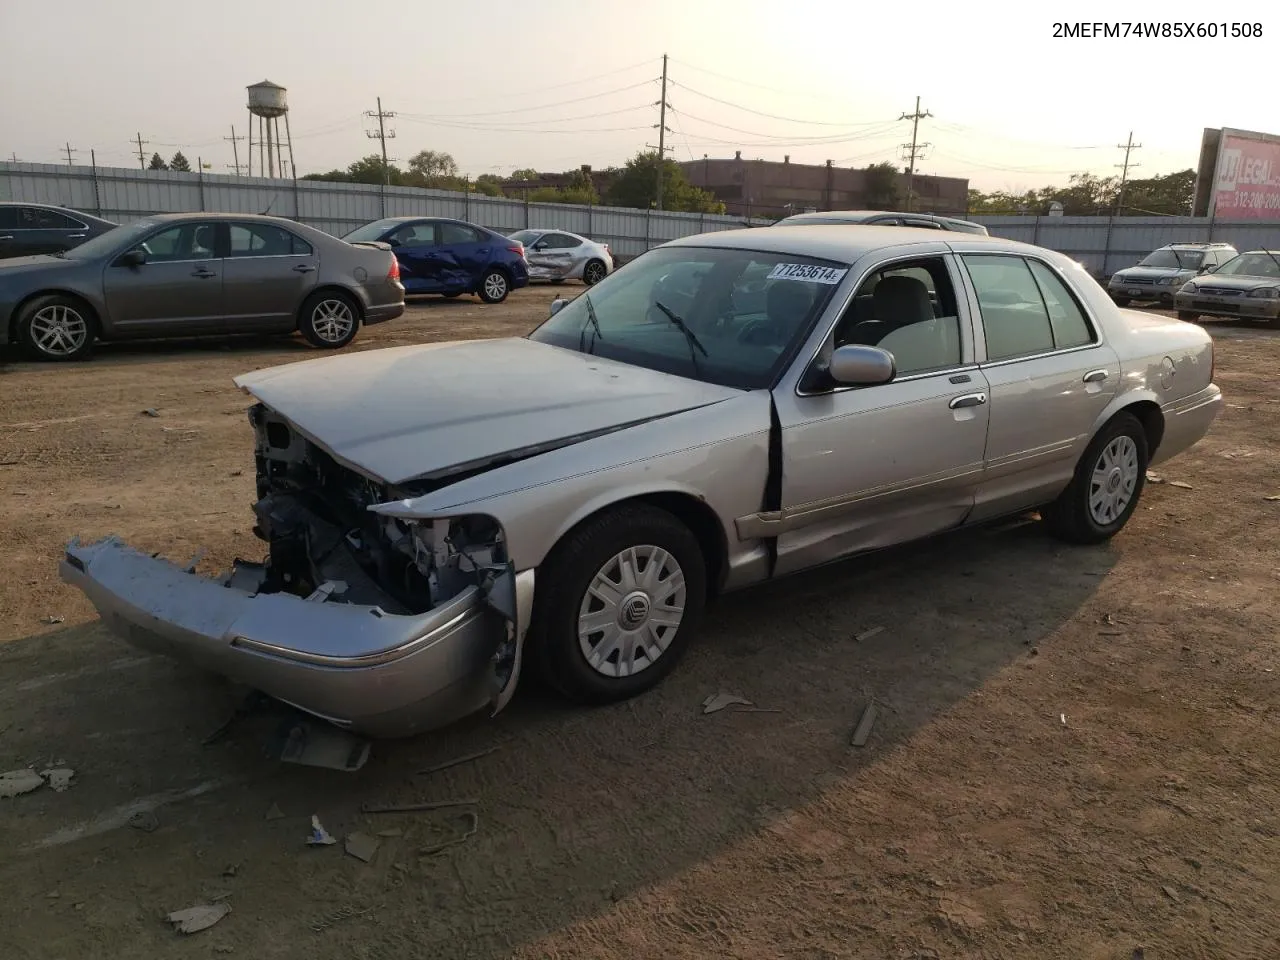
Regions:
[[246, 80, 295, 179]]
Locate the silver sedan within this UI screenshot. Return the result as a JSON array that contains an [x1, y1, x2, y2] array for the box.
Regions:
[[62, 226, 1222, 737], [509, 229, 613, 285]]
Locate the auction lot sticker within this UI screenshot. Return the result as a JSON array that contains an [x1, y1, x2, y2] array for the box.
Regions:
[[768, 263, 849, 284]]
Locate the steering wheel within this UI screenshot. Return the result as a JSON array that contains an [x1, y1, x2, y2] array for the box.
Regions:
[[735, 316, 782, 346]]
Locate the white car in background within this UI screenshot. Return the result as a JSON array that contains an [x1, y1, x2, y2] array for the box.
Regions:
[[508, 229, 613, 285]]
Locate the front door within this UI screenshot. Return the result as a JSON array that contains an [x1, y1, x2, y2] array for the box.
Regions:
[[221, 222, 319, 332], [957, 253, 1121, 522], [387, 221, 439, 294], [526, 231, 578, 280], [770, 254, 991, 575], [101, 221, 225, 337]]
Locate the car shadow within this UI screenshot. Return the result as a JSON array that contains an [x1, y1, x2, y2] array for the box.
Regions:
[[0, 515, 1116, 957]]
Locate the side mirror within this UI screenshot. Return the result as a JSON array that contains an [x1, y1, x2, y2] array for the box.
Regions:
[[119, 249, 146, 267], [1203, 264, 1217, 273], [533, 243, 547, 252], [549, 297, 569, 317], [828, 344, 896, 386]]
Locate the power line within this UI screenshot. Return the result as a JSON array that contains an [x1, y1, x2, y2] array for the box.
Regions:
[[400, 103, 652, 128], [898, 96, 932, 211], [425, 57, 660, 105], [670, 79, 897, 128], [667, 58, 873, 108], [399, 79, 657, 121], [669, 107, 901, 144]]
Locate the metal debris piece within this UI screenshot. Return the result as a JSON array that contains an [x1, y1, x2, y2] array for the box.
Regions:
[[40, 768, 75, 793], [264, 802, 285, 821], [129, 811, 160, 833], [0, 769, 45, 799], [850, 703, 879, 747], [1060, 713, 1068, 726], [421, 811, 479, 856], [141, 408, 160, 418], [855, 625, 885, 642], [1168, 480, 1194, 490], [40, 615, 65, 625], [276, 720, 370, 772], [165, 902, 231, 934], [701, 693, 752, 714], [361, 798, 478, 814], [307, 815, 337, 846], [344, 832, 380, 863], [414, 745, 501, 778]]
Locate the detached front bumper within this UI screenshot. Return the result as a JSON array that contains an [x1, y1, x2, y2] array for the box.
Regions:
[[60, 537, 510, 738]]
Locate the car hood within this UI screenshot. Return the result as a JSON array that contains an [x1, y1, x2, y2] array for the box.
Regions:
[[0, 254, 80, 277], [1113, 266, 1193, 282], [233, 337, 743, 485], [1187, 274, 1280, 291]]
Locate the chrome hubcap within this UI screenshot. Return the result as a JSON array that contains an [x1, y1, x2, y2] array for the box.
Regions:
[[311, 300, 354, 343], [484, 273, 507, 300], [578, 544, 686, 678], [30, 305, 88, 356], [1089, 435, 1139, 525]]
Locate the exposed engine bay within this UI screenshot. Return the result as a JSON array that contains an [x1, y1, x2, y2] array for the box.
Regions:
[[243, 403, 516, 640]]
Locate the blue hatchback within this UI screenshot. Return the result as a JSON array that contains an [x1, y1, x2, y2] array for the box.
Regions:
[[342, 217, 529, 303]]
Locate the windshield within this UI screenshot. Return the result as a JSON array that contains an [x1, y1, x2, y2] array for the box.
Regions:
[[341, 219, 400, 243], [1140, 249, 1204, 269], [508, 230, 540, 245], [527, 246, 848, 389], [60, 220, 157, 260], [1214, 253, 1280, 278]]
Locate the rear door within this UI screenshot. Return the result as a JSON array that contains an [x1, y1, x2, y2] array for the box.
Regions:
[[101, 221, 225, 336], [387, 220, 439, 293], [222, 222, 319, 332], [436, 221, 490, 291], [958, 252, 1121, 522], [3, 206, 90, 257]]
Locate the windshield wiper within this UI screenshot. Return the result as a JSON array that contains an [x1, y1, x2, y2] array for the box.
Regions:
[[577, 292, 604, 354], [652, 299, 709, 373], [1260, 250, 1280, 275]]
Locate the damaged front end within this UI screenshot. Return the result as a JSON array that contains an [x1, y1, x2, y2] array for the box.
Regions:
[[59, 403, 533, 739]]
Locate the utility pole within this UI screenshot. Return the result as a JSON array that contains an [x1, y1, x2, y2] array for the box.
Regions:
[[1114, 130, 1142, 214], [224, 125, 245, 176], [63, 142, 77, 166], [897, 96, 932, 212], [651, 54, 672, 211], [365, 97, 397, 186], [134, 132, 149, 169], [8, 152, 18, 163]]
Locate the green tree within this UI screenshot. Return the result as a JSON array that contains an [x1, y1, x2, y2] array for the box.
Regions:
[[169, 151, 191, 172], [1120, 169, 1195, 216], [404, 149, 459, 188], [148, 152, 168, 170], [510, 168, 540, 181], [605, 151, 724, 214], [863, 162, 901, 208], [473, 173, 504, 197]]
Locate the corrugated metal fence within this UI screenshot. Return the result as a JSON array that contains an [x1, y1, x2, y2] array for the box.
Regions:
[[4, 162, 1278, 275], [0, 162, 767, 260]]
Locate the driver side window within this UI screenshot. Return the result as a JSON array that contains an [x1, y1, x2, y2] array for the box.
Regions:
[[832, 257, 963, 376], [135, 223, 217, 263]]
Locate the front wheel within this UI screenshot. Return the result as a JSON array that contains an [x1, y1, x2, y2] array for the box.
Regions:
[[1112, 295, 1131, 307], [583, 259, 607, 285], [1177, 310, 1200, 322], [529, 504, 707, 705], [298, 291, 360, 349], [18, 295, 96, 361], [1044, 412, 1149, 545], [477, 269, 509, 304]]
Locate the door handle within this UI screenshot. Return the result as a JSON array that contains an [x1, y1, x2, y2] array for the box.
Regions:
[[191, 269, 217, 279], [68, 233, 86, 239], [292, 264, 316, 273], [0, 235, 12, 241], [1082, 369, 1108, 383], [949, 392, 987, 409]]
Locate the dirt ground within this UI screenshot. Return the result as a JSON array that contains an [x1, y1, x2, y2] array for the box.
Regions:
[[2, 288, 1279, 960]]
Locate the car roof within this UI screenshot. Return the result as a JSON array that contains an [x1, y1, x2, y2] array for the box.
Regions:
[[667, 224, 1040, 262], [779, 209, 981, 226], [1163, 241, 1235, 248]]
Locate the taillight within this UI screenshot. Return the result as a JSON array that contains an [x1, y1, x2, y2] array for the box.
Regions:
[[387, 256, 400, 280], [508, 244, 525, 258]]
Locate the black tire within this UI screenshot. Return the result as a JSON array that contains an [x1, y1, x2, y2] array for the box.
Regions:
[[1112, 295, 1131, 307], [477, 269, 510, 304], [17, 294, 96, 362], [442, 291, 462, 299], [1044, 412, 1149, 545], [1177, 310, 1200, 322], [298, 291, 360, 349], [583, 259, 607, 286], [528, 504, 707, 705]]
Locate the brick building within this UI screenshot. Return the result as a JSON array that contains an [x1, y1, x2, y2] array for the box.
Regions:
[[678, 154, 969, 219]]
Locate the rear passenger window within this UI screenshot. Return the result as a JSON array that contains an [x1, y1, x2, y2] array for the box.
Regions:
[[1026, 259, 1094, 349], [962, 254, 1056, 362]]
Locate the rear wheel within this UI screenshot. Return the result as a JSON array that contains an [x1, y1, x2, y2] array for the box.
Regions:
[[1044, 412, 1148, 545], [18, 295, 95, 361], [298, 291, 360, 349], [1177, 310, 1200, 322], [1112, 295, 1131, 307], [528, 504, 707, 705], [477, 269, 509, 304], [583, 259, 607, 285]]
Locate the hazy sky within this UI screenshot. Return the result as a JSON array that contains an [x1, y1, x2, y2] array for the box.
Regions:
[[1, 1, 1273, 192]]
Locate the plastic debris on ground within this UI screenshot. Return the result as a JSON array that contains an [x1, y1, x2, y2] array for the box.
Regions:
[[165, 902, 231, 934], [307, 815, 337, 846], [141, 408, 160, 418], [40, 768, 75, 792], [1145, 472, 1165, 484], [1168, 480, 1194, 489], [855, 625, 885, 642], [701, 693, 752, 714], [40, 615, 65, 625], [1, 769, 45, 799], [344, 832, 380, 863], [850, 703, 879, 747], [273, 719, 370, 772]]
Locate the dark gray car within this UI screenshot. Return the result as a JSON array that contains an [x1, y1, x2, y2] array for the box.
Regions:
[[0, 213, 405, 361], [774, 209, 989, 235], [0, 202, 117, 259]]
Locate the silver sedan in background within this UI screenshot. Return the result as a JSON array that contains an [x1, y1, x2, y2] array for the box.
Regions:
[[508, 228, 613, 285]]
